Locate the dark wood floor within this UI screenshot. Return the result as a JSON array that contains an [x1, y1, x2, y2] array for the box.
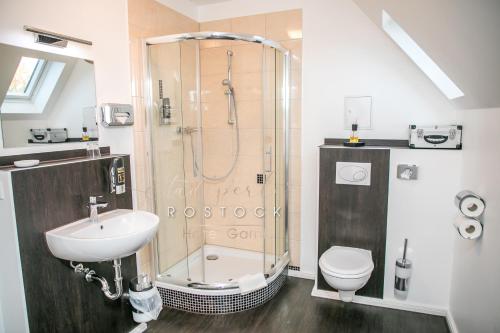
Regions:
[[147, 277, 449, 333]]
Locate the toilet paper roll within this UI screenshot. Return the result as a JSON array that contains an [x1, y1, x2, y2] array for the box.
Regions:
[[453, 216, 482, 240], [455, 190, 485, 218]]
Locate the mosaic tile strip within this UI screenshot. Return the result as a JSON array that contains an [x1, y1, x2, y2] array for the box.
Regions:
[[158, 270, 287, 314]]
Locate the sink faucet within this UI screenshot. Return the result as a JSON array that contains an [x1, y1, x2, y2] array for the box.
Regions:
[[87, 195, 109, 223]]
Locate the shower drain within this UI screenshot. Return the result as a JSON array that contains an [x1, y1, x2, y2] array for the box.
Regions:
[[206, 254, 219, 260]]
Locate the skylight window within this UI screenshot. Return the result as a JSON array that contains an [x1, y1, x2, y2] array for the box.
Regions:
[[7, 56, 46, 99], [382, 10, 464, 100]]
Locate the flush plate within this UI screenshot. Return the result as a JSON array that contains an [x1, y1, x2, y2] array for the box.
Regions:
[[335, 162, 371, 186]]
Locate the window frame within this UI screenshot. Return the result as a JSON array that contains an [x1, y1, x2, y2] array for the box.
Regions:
[[6, 58, 47, 100]]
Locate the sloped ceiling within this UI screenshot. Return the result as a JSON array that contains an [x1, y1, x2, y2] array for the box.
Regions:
[[353, 0, 500, 110]]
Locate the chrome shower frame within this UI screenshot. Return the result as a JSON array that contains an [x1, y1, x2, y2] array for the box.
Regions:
[[143, 31, 291, 290]]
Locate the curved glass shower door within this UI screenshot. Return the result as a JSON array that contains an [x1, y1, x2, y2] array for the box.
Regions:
[[149, 40, 204, 282], [148, 34, 289, 289], [263, 44, 288, 274]]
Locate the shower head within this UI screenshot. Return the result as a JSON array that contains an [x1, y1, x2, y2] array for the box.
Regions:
[[227, 50, 233, 56]]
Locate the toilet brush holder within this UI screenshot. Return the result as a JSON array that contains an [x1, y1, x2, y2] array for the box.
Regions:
[[394, 258, 412, 300], [394, 238, 412, 300]]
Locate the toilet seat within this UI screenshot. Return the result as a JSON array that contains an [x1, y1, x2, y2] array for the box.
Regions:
[[319, 246, 374, 279]]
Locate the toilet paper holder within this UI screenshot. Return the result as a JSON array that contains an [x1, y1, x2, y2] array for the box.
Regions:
[[455, 190, 486, 219], [454, 190, 485, 240]]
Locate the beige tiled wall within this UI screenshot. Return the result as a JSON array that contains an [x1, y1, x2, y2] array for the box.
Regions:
[[200, 40, 265, 252], [200, 9, 302, 266], [128, 3, 303, 273]]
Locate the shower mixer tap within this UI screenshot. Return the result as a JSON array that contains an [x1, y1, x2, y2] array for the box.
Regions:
[[177, 126, 199, 135], [159, 79, 173, 125]]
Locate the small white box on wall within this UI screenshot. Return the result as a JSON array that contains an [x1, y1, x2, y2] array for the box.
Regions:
[[344, 96, 372, 130]]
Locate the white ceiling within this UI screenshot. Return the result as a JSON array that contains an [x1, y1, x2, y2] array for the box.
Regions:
[[189, 0, 231, 5], [156, 0, 232, 21]]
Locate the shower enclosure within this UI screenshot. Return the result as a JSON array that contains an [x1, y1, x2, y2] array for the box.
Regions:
[[146, 32, 289, 299]]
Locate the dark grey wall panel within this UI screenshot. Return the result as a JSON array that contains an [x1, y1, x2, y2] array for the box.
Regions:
[[11, 156, 137, 333], [317, 147, 389, 298]]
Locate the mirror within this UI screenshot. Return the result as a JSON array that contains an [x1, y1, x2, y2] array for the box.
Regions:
[[0, 43, 98, 148]]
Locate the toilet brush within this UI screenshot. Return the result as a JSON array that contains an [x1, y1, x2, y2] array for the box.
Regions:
[[394, 238, 412, 300]]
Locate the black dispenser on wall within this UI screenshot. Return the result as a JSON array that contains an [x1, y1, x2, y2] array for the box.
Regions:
[[109, 157, 126, 194]]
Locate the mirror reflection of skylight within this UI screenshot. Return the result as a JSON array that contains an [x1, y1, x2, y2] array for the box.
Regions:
[[7, 56, 46, 98], [382, 10, 464, 100]]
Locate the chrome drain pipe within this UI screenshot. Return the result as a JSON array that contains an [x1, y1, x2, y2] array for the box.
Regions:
[[70, 259, 123, 300]]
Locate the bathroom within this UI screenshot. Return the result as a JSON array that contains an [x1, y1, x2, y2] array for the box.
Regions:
[[0, 0, 498, 332]]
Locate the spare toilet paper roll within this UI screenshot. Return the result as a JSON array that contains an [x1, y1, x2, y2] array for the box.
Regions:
[[455, 190, 485, 218], [453, 216, 482, 240]]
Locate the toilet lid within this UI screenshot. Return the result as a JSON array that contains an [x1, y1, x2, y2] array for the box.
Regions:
[[319, 246, 374, 276]]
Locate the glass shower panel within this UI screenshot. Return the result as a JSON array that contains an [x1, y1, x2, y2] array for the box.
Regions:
[[263, 46, 288, 272], [274, 50, 288, 261], [149, 36, 288, 287], [149, 42, 190, 280], [263, 45, 277, 272], [180, 40, 205, 282]]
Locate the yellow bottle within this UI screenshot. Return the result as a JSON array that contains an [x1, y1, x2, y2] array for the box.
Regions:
[[349, 123, 359, 143], [343, 123, 365, 147], [82, 127, 90, 141]]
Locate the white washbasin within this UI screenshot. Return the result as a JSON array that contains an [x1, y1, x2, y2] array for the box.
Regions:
[[46, 209, 159, 262]]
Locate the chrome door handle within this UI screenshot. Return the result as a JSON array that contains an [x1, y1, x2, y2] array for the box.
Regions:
[[264, 146, 272, 172]]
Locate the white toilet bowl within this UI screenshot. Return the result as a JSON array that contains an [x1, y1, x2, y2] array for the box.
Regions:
[[319, 246, 374, 302]]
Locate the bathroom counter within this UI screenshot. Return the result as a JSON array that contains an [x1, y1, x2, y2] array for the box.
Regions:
[[0, 146, 112, 169], [323, 138, 409, 148], [0, 153, 126, 172]]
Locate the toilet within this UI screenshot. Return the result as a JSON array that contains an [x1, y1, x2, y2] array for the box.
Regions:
[[319, 246, 374, 302]]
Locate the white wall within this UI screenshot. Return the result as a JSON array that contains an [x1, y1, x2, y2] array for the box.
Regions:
[[198, 0, 459, 310], [46, 60, 96, 138], [0, 0, 133, 156], [0, 173, 29, 333], [449, 108, 500, 333], [353, 0, 500, 110], [386, 149, 461, 309]]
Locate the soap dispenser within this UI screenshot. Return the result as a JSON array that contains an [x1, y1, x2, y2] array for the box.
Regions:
[[109, 157, 126, 194]]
